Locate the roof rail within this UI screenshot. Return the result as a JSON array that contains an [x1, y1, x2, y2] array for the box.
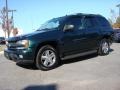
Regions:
[[67, 13, 101, 16]]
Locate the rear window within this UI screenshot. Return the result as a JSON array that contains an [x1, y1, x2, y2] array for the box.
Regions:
[[97, 17, 110, 27]]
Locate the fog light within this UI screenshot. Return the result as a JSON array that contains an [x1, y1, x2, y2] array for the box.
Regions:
[[23, 50, 27, 53], [19, 55, 23, 59]]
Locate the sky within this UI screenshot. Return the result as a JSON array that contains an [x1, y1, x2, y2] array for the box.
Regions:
[[0, 0, 120, 34]]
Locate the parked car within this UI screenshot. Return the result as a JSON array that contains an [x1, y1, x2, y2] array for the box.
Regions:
[[0, 37, 5, 44], [113, 29, 120, 43], [4, 13, 114, 70]]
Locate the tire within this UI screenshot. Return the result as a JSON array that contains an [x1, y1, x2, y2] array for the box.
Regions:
[[98, 39, 110, 56], [36, 45, 60, 71]]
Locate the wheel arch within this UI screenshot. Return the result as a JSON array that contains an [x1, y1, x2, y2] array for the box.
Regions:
[[101, 34, 113, 45], [34, 41, 60, 62], [102, 35, 111, 39]]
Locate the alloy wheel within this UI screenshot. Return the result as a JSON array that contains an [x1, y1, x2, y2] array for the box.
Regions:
[[102, 41, 109, 54], [41, 50, 56, 67]]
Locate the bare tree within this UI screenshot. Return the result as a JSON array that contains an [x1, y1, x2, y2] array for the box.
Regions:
[[110, 9, 117, 24], [0, 0, 16, 38]]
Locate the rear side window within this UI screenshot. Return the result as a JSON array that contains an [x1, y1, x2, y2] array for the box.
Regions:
[[97, 17, 110, 27], [83, 18, 93, 28], [82, 17, 97, 29]]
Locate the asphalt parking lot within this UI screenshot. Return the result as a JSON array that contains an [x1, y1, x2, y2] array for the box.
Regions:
[[0, 43, 120, 90]]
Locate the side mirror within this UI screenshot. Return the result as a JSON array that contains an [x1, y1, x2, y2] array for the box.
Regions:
[[63, 24, 74, 32]]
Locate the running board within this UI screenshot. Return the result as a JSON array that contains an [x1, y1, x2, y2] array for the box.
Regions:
[[61, 50, 97, 60]]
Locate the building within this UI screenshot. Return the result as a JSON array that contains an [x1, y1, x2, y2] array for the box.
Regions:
[[0, 25, 23, 38], [0, 25, 5, 37], [10, 28, 23, 37]]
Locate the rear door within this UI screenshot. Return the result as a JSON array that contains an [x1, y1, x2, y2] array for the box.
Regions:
[[82, 16, 101, 50]]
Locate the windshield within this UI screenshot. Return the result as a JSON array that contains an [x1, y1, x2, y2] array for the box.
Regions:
[[38, 17, 64, 31], [0, 37, 5, 40]]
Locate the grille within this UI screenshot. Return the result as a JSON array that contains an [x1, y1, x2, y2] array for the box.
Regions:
[[7, 41, 17, 49]]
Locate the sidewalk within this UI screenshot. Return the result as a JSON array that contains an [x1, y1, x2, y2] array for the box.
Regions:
[[0, 45, 6, 54], [0, 51, 3, 54]]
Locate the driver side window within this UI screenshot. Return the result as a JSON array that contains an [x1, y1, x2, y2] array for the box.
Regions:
[[65, 17, 83, 30]]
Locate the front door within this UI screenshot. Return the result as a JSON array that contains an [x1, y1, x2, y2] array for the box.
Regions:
[[61, 17, 86, 56]]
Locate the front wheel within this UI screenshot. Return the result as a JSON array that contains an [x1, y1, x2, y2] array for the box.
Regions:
[[36, 45, 59, 71], [98, 39, 110, 56]]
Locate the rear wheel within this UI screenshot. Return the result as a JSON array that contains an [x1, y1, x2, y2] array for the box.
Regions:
[[98, 39, 110, 56], [36, 45, 59, 71]]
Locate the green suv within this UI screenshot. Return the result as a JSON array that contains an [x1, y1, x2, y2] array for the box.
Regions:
[[4, 13, 114, 70]]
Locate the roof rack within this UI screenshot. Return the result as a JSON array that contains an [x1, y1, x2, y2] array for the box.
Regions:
[[66, 13, 101, 16]]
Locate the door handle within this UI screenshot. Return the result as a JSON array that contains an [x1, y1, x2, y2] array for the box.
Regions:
[[74, 38, 86, 42]]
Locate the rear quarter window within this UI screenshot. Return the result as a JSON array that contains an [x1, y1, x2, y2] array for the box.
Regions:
[[97, 16, 111, 27]]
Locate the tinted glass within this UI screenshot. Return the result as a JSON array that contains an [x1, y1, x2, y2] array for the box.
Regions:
[[0, 37, 5, 40], [65, 17, 82, 30], [97, 17, 110, 27], [38, 17, 65, 31], [82, 17, 96, 28]]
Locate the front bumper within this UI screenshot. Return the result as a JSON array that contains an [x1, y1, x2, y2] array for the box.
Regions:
[[4, 48, 34, 62]]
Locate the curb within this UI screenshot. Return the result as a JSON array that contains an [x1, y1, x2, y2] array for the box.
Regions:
[[0, 51, 4, 54]]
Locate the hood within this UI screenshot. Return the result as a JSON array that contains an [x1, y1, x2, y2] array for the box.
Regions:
[[7, 30, 46, 42]]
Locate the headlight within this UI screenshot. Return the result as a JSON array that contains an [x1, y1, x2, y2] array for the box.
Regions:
[[16, 40, 29, 48]]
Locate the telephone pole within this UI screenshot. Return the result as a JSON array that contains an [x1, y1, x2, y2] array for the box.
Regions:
[[6, 0, 9, 38], [0, 0, 16, 38], [116, 4, 120, 16], [9, 10, 16, 28], [3, 0, 16, 38]]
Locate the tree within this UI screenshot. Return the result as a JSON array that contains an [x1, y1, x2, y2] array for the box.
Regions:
[[116, 16, 120, 24], [108, 18, 113, 25], [12, 28, 18, 37], [113, 16, 120, 28], [0, 7, 7, 38]]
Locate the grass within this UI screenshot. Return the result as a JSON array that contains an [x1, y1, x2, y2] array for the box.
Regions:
[[0, 45, 6, 52]]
